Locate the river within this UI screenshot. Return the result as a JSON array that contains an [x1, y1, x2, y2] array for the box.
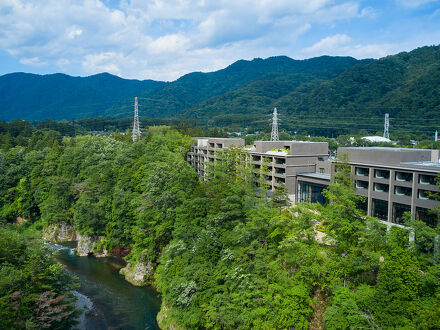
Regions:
[[49, 243, 161, 330]]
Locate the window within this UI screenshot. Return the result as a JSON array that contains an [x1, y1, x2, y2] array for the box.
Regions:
[[373, 183, 389, 193], [252, 155, 261, 161], [394, 186, 412, 197], [284, 146, 290, 152], [209, 143, 215, 148], [356, 197, 368, 215], [392, 203, 411, 224], [419, 174, 436, 185], [395, 171, 412, 182], [356, 180, 368, 189], [318, 157, 324, 161], [275, 158, 285, 165], [297, 181, 327, 205], [372, 199, 388, 220], [319, 168, 325, 174], [275, 168, 285, 174], [374, 169, 390, 179], [418, 189, 435, 201], [355, 167, 369, 176], [416, 207, 438, 228], [275, 177, 285, 184]]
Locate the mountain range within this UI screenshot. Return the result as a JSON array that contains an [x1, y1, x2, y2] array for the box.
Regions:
[[1, 45, 439, 136]]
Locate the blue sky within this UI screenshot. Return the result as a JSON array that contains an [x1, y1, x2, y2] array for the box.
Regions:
[[0, 0, 439, 81]]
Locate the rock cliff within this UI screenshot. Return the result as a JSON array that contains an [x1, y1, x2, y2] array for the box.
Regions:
[[119, 255, 154, 286]]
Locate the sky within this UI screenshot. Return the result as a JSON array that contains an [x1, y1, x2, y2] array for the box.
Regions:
[[0, 0, 439, 81]]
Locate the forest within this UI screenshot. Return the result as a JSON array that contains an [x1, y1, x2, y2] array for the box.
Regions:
[[1, 126, 439, 329]]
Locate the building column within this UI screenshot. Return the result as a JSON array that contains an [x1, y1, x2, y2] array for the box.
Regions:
[[387, 170, 394, 223], [367, 167, 373, 217], [411, 173, 418, 219]]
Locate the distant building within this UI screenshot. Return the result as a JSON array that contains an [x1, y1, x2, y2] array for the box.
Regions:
[[335, 147, 440, 227], [187, 140, 440, 228], [187, 137, 331, 202], [361, 136, 391, 143]]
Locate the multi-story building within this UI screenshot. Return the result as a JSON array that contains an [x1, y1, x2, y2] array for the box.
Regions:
[[335, 147, 440, 227], [187, 137, 331, 201], [188, 139, 440, 227]]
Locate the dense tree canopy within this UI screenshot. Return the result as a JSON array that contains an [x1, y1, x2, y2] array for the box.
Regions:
[[0, 127, 439, 329]]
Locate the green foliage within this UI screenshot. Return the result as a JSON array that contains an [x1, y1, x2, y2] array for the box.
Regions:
[[0, 225, 79, 329], [1, 124, 439, 329]]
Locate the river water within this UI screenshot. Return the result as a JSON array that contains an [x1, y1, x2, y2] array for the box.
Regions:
[[49, 243, 161, 330]]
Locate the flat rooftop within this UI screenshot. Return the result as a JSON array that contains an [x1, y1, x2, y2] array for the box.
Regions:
[[297, 172, 331, 181]]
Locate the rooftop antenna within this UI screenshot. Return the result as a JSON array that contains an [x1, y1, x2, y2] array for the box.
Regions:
[[132, 97, 141, 142], [270, 107, 279, 141], [383, 113, 389, 140]]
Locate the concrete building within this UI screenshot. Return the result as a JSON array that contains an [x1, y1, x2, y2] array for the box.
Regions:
[[336, 147, 440, 227], [187, 137, 331, 202]]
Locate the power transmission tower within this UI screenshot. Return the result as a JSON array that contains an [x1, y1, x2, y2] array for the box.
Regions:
[[383, 113, 389, 140], [132, 97, 141, 142], [270, 107, 279, 141]]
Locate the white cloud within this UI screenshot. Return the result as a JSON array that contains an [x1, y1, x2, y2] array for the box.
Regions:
[[0, 0, 393, 80], [19, 57, 47, 66], [301, 34, 400, 59], [302, 34, 352, 53]]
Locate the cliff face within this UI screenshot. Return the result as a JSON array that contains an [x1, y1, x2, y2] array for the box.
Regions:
[[119, 255, 154, 286], [42, 222, 76, 242], [42, 223, 109, 257], [76, 233, 108, 257]]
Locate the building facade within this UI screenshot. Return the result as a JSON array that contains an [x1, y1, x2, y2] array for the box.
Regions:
[[188, 140, 440, 227], [187, 137, 331, 202], [336, 147, 440, 227]]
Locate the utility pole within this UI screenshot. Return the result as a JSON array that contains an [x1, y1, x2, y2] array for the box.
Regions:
[[132, 97, 141, 142], [270, 107, 279, 141], [383, 113, 389, 140]]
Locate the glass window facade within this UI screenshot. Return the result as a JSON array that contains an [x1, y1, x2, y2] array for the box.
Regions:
[[419, 174, 436, 185], [374, 169, 390, 179], [298, 181, 327, 205], [356, 180, 368, 189], [395, 171, 412, 182], [392, 203, 411, 224], [394, 186, 412, 197], [373, 183, 389, 193], [355, 167, 369, 176], [372, 198, 388, 220], [416, 207, 438, 228], [418, 189, 435, 201]]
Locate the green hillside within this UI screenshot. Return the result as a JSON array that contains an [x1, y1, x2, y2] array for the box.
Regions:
[[0, 72, 165, 121], [181, 46, 440, 136], [1, 46, 440, 137], [106, 55, 363, 118]]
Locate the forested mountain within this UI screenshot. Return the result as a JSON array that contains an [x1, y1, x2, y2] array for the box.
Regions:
[[0, 72, 165, 121], [107, 55, 363, 118], [0, 56, 363, 121], [184, 45, 440, 136], [1, 45, 440, 137]]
